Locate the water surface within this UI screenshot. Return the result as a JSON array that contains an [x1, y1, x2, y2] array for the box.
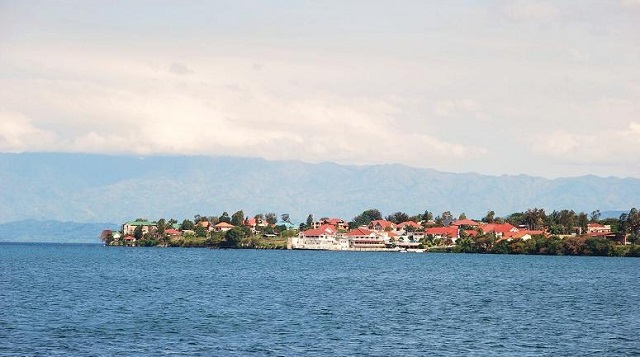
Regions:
[[1, 244, 638, 356]]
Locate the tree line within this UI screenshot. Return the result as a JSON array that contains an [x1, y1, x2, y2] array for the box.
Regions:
[[104, 207, 640, 256]]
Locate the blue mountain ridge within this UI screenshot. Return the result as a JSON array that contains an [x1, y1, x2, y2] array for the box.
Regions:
[[0, 153, 638, 226]]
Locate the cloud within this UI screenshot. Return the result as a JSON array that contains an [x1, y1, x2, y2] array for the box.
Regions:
[[532, 122, 640, 167], [0, 112, 57, 152], [621, 0, 640, 8], [503, 1, 559, 21], [433, 99, 490, 121], [0, 47, 486, 169], [169, 62, 193, 75]]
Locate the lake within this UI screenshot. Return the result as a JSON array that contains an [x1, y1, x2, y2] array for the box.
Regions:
[[1, 243, 638, 356]]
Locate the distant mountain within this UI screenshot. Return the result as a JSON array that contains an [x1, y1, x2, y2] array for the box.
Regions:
[[0, 220, 118, 243], [0, 153, 638, 225]]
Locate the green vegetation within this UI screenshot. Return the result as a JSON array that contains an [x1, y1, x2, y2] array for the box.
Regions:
[[103, 207, 640, 257], [451, 234, 639, 257]]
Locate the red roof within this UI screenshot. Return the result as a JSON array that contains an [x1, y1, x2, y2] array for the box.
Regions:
[[482, 223, 517, 234], [425, 226, 458, 238], [397, 221, 421, 229], [346, 228, 374, 236], [215, 222, 235, 228], [303, 225, 337, 236], [244, 218, 256, 226], [452, 219, 480, 227], [370, 220, 395, 229], [124, 235, 135, 241], [464, 230, 479, 237], [165, 228, 180, 235]]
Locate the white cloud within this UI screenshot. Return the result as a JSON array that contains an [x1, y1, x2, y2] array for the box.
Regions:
[[433, 99, 490, 122], [503, 1, 559, 21], [1, 1, 640, 178], [0, 46, 486, 169], [0, 112, 57, 152], [533, 122, 640, 167], [169, 62, 193, 75], [621, 0, 640, 8]]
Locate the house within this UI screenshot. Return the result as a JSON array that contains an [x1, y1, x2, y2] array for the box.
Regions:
[[451, 219, 481, 228], [396, 221, 422, 232], [165, 228, 181, 237], [293, 225, 339, 250], [122, 220, 157, 236], [313, 218, 349, 231], [425, 226, 459, 242], [481, 223, 519, 237], [369, 220, 395, 231], [213, 222, 235, 232], [587, 223, 611, 234], [196, 221, 210, 230], [346, 228, 386, 249], [123, 235, 136, 246]]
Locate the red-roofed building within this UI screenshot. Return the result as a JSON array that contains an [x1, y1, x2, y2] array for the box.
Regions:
[[292, 225, 343, 250], [452, 219, 480, 227], [499, 230, 548, 242], [587, 223, 611, 234], [214, 222, 235, 232], [314, 218, 348, 231], [165, 228, 181, 236], [396, 221, 422, 231], [481, 223, 519, 237], [346, 228, 385, 248], [244, 217, 256, 227], [369, 220, 395, 231], [464, 230, 479, 237], [425, 226, 459, 241], [197, 221, 210, 229]]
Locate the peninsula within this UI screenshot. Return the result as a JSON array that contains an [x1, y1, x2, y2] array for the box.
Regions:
[[102, 207, 640, 257]]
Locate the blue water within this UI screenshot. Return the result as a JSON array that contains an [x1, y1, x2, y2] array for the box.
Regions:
[[1, 244, 639, 356]]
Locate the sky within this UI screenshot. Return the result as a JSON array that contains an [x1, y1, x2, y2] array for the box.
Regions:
[[1, 1, 639, 178]]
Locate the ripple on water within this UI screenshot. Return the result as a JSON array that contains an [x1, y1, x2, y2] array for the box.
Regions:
[[1, 245, 639, 356]]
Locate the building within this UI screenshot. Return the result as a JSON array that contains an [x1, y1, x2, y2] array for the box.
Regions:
[[346, 228, 386, 249], [214, 222, 235, 232], [122, 220, 157, 236]]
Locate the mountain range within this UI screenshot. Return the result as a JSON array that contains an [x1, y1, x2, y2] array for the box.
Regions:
[[1, 153, 638, 228]]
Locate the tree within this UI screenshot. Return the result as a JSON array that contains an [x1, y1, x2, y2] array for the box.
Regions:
[[524, 208, 547, 231], [157, 218, 166, 235], [281, 213, 290, 223], [441, 211, 453, 225], [100, 230, 114, 245], [265, 212, 278, 225], [219, 212, 231, 223], [482, 211, 495, 223], [422, 210, 433, 222], [305, 214, 314, 229], [590, 210, 601, 222], [180, 219, 195, 231], [231, 210, 245, 227], [223, 227, 246, 248], [385, 211, 409, 224], [352, 209, 383, 227], [577, 212, 588, 235], [458, 213, 467, 220], [134, 225, 143, 240], [195, 225, 208, 238]]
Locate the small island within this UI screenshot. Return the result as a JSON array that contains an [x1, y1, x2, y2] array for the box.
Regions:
[[101, 208, 640, 257]]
